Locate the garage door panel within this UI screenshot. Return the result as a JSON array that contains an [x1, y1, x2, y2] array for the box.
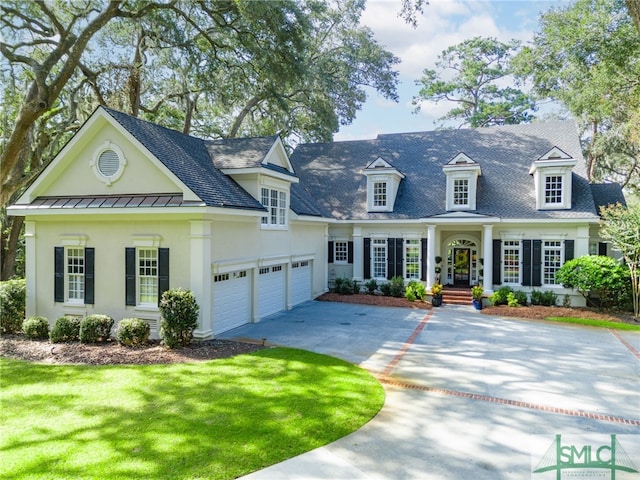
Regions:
[[291, 261, 312, 306], [258, 265, 285, 319], [213, 271, 250, 334]]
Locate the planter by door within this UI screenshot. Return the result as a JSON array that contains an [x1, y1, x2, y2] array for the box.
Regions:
[[432, 297, 442, 307], [472, 299, 483, 310]]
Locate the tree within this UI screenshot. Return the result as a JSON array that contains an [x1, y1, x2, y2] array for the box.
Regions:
[[599, 203, 640, 319], [413, 37, 536, 128], [627, 0, 640, 32], [513, 0, 640, 183]]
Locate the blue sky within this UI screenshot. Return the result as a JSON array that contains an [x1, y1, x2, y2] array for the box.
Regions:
[[335, 0, 570, 141]]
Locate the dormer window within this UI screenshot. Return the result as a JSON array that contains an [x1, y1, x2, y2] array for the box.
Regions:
[[530, 147, 576, 210], [443, 153, 481, 211], [364, 157, 404, 212]]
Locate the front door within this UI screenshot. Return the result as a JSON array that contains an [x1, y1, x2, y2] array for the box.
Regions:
[[453, 248, 470, 286]]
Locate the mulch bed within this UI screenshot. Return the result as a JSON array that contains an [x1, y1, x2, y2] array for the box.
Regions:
[[316, 292, 432, 309], [481, 305, 637, 324]]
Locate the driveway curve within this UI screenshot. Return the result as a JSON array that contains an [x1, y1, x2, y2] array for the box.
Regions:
[[221, 301, 640, 479]]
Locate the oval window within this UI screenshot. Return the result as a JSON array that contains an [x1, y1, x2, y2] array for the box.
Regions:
[[97, 149, 120, 177]]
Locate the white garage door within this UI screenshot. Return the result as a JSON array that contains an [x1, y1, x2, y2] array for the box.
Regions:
[[291, 261, 312, 306], [258, 265, 286, 319], [213, 270, 251, 335]]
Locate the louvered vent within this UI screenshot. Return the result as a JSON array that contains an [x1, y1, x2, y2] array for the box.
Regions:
[[97, 149, 120, 177]]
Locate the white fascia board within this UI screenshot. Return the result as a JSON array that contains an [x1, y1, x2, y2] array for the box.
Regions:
[[263, 136, 296, 173], [220, 167, 299, 184], [499, 216, 600, 224]]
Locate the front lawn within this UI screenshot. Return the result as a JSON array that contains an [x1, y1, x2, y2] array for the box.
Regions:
[[0, 348, 384, 480]]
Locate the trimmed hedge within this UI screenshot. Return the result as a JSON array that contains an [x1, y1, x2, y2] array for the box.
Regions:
[[79, 314, 114, 343], [50, 316, 81, 343], [23, 316, 49, 340], [159, 288, 199, 349], [115, 318, 151, 346], [0, 278, 26, 334]]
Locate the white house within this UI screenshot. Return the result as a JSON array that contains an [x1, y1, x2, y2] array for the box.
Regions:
[[8, 107, 625, 338]]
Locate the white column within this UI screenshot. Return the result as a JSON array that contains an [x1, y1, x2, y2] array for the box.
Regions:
[[482, 224, 494, 294], [575, 225, 590, 257], [24, 221, 37, 318], [352, 226, 363, 281], [190, 220, 213, 339], [427, 224, 436, 288]]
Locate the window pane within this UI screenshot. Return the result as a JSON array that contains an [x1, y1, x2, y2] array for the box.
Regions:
[[67, 248, 84, 300], [545, 176, 562, 204], [138, 249, 158, 304], [405, 239, 420, 279], [373, 239, 387, 278], [373, 182, 387, 207], [502, 240, 520, 284], [335, 241, 348, 263], [453, 179, 469, 206], [543, 241, 562, 285]]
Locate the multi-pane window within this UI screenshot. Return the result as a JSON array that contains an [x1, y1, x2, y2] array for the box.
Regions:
[[373, 182, 387, 207], [138, 248, 158, 304], [334, 241, 348, 263], [453, 179, 469, 206], [261, 187, 287, 227], [502, 241, 521, 284], [404, 239, 420, 280], [372, 239, 387, 279], [545, 176, 563, 204], [67, 248, 84, 301], [543, 241, 563, 285]]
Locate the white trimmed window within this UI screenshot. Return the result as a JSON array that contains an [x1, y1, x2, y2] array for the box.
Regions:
[[261, 187, 287, 227], [373, 182, 387, 207], [66, 247, 85, 301], [372, 239, 387, 279], [138, 248, 158, 305], [502, 240, 521, 285], [453, 179, 469, 206], [544, 176, 563, 204], [334, 241, 348, 264], [404, 239, 421, 280], [543, 241, 563, 285]]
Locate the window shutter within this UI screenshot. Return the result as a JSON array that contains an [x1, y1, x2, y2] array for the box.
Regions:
[[387, 238, 395, 280], [363, 238, 371, 279], [54, 247, 64, 303], [125, 248, 136, 306], [598, 242, 607, 256], [328, 241, 334, 263], [158, 248, 170, 305], [421, 238, 428, 281], [492, 240, 501, 285], [348, 241, 354, 264], [395, 238, 403, 279], [532, 240, 542, 287], [84, 248, 95, 305], [522, 240, 532, 286], [564, 240, 574, 262]]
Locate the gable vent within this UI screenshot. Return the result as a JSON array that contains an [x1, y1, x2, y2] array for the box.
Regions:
[[97, 149, 120, 177]]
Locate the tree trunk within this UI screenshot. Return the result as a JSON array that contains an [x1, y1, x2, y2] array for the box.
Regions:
[[1, 215, 24, 280], [586, 120, 599, 182], [228, 93, 264, 138]]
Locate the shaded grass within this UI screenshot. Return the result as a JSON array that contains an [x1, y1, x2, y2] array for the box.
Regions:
[[545, 316, 640, 331], [0, 348, 384, 480]]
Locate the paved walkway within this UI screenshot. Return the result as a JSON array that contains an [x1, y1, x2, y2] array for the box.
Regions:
[[220, 302, 640, 479]]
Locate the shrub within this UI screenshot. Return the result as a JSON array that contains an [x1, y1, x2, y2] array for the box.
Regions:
[[0, 278, 26, 334], [490, 286, 513, 306], [513, 290, 528, 306], [471, 285, 484, 301], [389, 276, 405, 298], [405, 281, 426, 302], [334, 277, 357, 295], [79, 314, 114, 343], [115, 318, 151, 346], [159, 288, 199, 349], [507, 292, 520, 307], [364, 279, 378, 295], [379, 282, 392, 296], [23, 316, 49, 340], [50, 316, 81, 343], [556, 256, 632, 309], [531, 290, 558, 307]]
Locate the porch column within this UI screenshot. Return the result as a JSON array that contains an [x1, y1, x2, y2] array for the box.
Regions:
[[352, 226, 363, 281], [190, 220, 213, 339], [482, 224, 494, 294], [426, 224, 436, 288], [24, 221, 37, 318]]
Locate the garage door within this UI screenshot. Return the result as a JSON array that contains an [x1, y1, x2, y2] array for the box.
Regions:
[[213, 270, 251, 334], [291, 261, 312, 306], [258, 265, 286, 318]]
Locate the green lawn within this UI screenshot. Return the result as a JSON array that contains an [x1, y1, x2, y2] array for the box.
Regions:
[[545, 316, 640, 331], [0, 348, 384, 480]]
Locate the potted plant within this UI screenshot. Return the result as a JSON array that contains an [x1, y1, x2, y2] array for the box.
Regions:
[[431, 283, 443, 307], [434, 256, 443, 283], [471, 285, 484, 310]]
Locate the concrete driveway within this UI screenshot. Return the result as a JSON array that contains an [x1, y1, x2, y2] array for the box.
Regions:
[[220, 301, 640, 479]]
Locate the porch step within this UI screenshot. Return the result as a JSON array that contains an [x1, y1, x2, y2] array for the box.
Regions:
[[441, 287, 472, 306]]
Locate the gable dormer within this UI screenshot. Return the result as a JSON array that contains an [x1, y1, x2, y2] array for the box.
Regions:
[[529, 147, 576, 210], [363, 157, 405, 212], [443, 153, 481, 211]]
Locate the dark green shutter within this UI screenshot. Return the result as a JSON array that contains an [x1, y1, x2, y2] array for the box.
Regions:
[[522, 240, 532, 286], [564, 240, 574, 262], [328, 241, 334, 263], [598, 242, 607, 256], [158, 248, 170, 305], [347, 241, 354, 264], [492, 240, 501, 285], [387, 238, 403, 279], [395, 238, 403, 278], [363, 238, 371, 279], [84, 248, 95, 304], [125, 248, 136, 306], [54, 247, 64, 302], [421, 238, 428, 281], [532, 240, 542, 287]]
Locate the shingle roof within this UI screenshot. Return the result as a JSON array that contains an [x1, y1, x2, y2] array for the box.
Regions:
[[591, 183, 627, 214], [206, 136, 279, 169], [290, 121, 607, 220], [103, 107, 265, 211]]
